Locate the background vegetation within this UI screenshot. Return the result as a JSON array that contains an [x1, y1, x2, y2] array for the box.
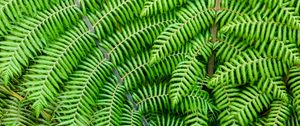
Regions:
[[0, 0, 300, 125]]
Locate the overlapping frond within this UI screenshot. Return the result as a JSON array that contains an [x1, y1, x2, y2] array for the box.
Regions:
[[287, 66, 300, 120], [100, 13, 177, 65], [150, 0, 214, 64], [254, 77, 289, 101], [0, 97, 37, 126], [120, 104, 143, 126], [140, 0, 186, 17], [0, 0, 62, 35], [184, 112, 208, 126], [257, 100, 292, 126], [216, 35, 249, 63], [209, 50, 290, 87], [88, 0, 145, 39], [218, 86, 272, 126], [22, 22, 95, 115], [220, 15, 300, 44], [147, 113, 184, 126], [213, 84, 239, 110], [56, 49, 114, 125], [168, 56, 206, 107], [118, 48, 188, 90], [92, 76, 126, 126], [0, 1, 82, 84]]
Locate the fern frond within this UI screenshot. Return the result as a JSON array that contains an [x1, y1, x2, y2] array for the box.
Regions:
[[22, 22, 95, 116], [92, 76, 126, 126], [120, 104, 143, 126], [271, 3, 300, 30], [168, 56, 206, 107], [217, 0, 249, 27], [247, 0, 284, 8], [213, 85, 240, 110], [216, 35, 249, 63], [178, 88, 215, 115], [88, 0, 145, 39], [253, 77, 289, 101], [265, 100, 292, 126], [209, 50, 290, 87], [148, 113, 184, 126], [184, 112, 208, 126], [249, 39, 300, 65], [285, 111, 300, 126], [150, 0, 214, 64], [0, 97, 37, 126], [101, 13, 177, 65], [0, 1, 82, 84], [118, 48, 187, 90], [219, 86, 272, 126], [220, 15, 299, 44], [0, 0, 62, 35], [56, 49, 114, 125], [189, 33, 213, 62], [140, 0, 187, 17], [287, 66, 300, 120]]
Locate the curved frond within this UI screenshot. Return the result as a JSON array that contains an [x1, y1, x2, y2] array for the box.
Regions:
[[0, 97, 37, 126], [168, 56, 206, 107], [209, 50, 290, 87], [150, 0, 214, 64], [92, 76, 126, 126], [254, 77, 289, 101], [120, 104, 143, 126], [56, 49, 114, 125], [101, 13, 177, 65], [265, 100, 292, 126], [219, 86, 272, 126], [220, 15, 299, 44], [216, 35, 249, 63], [0, 1, 82, 83], [118, 49, 187, 90], [184, 112, 208, 126], [213, 85, 240, 110], [22, 22, 95, 115], [148, 113, 184, 126], [0, 0, 61, 35], [88, 0, 145, 39], [140, 0, 187, 17], [287, 66, 300, 120]]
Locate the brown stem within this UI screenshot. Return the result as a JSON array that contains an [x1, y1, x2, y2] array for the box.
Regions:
[[208, 0, 221, 77]]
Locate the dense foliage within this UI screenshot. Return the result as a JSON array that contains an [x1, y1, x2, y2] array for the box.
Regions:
[[0, 0, 300, 125]]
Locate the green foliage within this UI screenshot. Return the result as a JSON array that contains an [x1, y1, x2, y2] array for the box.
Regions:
[[1, 0, 300, 125]]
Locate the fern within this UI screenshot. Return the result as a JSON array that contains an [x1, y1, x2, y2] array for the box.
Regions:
[[56, 49, 114, 125], [1, 0, 300, 125], [150, 0, 214, 64], [140, 0, 186, 17], [0, 1, 82, 83]]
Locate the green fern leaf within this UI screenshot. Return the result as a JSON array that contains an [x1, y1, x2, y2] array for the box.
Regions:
[[140, 0, 187, 17], [56, 49, 114, 125], [88, 0, 145, 40], [148, 113, 184, 126], [209, 50, 290, 87], [92, 76, 126, 126], [213, 85, 240, 110], [120, 104, 143, 126], [184, 112, 208, 126], [22, 22, 95, 116], [168, 56, 206, 107], [149, 0, 214, 64], [0, 1, 82, 84], [265, 100, 292, 126], [287, 66, 300, 120], [253, 77, 289, 101], [220, 15, 299, 44], [101, 13, 177, 65]]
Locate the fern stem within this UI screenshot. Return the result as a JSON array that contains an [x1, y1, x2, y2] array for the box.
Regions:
[[208, 0, 221, 77]]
